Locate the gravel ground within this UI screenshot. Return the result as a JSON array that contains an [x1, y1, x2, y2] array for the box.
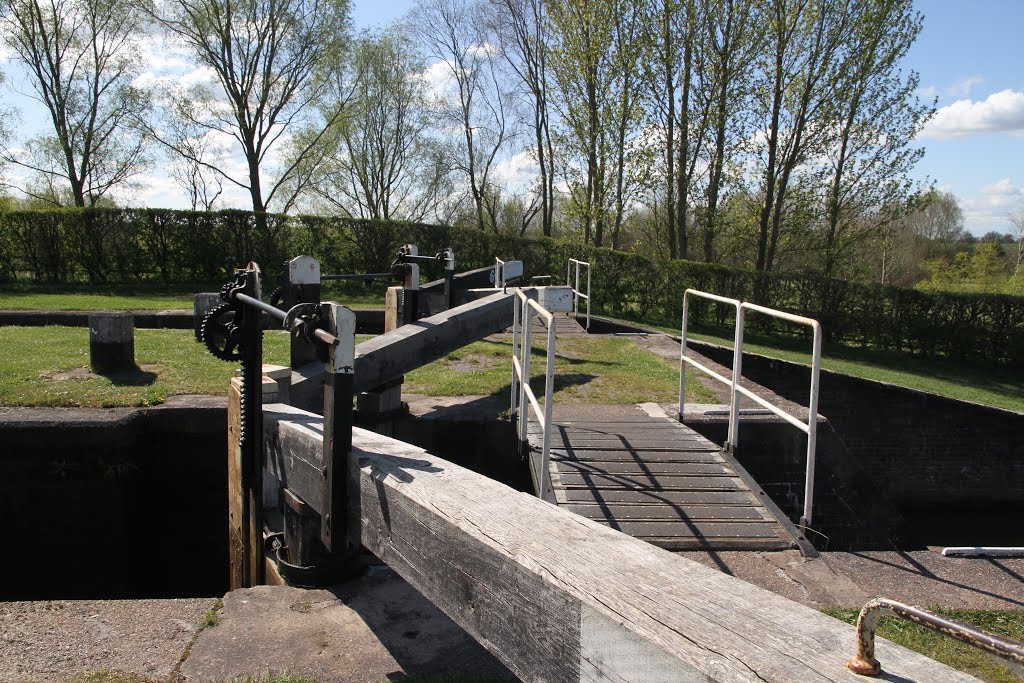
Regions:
[[0, 597, 216, 683]]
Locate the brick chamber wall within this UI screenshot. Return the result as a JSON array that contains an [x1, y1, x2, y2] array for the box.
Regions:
[[0, 401, 228, 600], [692, 341, 1024, 506]]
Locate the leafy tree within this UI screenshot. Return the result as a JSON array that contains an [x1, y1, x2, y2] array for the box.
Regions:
[[816, 0, 933, 280], [150, 0, 352, 227], [0, 0, 151, 206], [548, 0, 646, 247], [697, 0, 760, 263]]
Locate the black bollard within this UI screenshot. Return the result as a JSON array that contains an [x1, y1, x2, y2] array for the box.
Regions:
[[89, 312, 135, 374]]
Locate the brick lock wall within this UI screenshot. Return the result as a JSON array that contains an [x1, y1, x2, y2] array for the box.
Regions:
[[693, 341, 1024, 506]]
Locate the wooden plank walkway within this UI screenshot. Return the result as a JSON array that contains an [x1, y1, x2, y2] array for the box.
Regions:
[[526, 415, 801, 551], [530, 312, 587, 336]]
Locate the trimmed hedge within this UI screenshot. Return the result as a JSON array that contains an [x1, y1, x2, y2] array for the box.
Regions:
[[1, 207, 1021, 365]]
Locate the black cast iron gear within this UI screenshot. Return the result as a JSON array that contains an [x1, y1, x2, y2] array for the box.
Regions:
[[269, 285, 286, 311], [201, 302, 244, 361]]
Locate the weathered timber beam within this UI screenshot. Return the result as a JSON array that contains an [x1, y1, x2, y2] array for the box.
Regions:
[[262, 403, 979, 683], [352, 290, 515, 394]]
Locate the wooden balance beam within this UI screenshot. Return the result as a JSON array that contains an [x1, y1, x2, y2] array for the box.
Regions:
[[262, 402, 979, 683]]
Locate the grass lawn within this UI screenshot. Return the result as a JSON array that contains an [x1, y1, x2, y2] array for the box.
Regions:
[[625, 318, 1024, 413], [0, 327, 291, 407], [825, 608, 1024, 683], [405, 336, 717, 405], [0, 282, 386, 310], [0, 328, 706, 408]]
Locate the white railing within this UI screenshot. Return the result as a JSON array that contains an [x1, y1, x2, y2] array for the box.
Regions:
[[511, 289, 556, 499], [495, 257, 506, 288], [566, 258, 591, 329], [678, 289, 822, 528]]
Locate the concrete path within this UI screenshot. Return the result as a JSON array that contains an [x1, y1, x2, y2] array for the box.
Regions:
[[0, 597, 214, 682], [677, 549, 1024, 611], [179, 562, 515, 683]]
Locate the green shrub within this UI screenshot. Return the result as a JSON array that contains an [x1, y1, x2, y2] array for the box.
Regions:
[[1, 207, 1020, 364]]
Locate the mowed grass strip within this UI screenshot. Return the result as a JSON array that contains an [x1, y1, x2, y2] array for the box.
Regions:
[[0, 283, 386, 311], [0, 327, 291, 407], [0, 291, 199, 310], [824, 608, 1024, 683], [624, 318, 1024, 413], [404, 335, 717, 405]]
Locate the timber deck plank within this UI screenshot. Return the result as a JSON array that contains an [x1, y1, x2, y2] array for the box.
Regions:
[[526, 414, 799, 551]]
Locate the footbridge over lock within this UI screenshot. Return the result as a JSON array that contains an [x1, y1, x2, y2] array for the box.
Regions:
[[204, 256, 993, 681], [508, 287, 809, 554]]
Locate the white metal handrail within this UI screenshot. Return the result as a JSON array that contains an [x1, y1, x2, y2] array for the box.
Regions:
[[678, 289, 822, 528], [495, 257, 506, 288], [679, 290, 742, 444], [566, 258, 591, 329], [511, 289, 557, 500]]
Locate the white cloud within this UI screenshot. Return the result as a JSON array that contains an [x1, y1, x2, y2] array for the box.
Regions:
[[922, 89, 1024, 138], [420, 60, 457, 101], [958, 178, 1024, 235], [140, 41, 194, 73], [917, 76, 983, 103], [978, 178, 1024, 210], [946, 75, 983, 98], [491, 150, 537, 192]]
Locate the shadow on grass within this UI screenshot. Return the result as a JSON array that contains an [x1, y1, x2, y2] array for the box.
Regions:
[[100, 366, 158, 386]]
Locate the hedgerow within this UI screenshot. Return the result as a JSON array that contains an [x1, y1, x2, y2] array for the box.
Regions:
[[1, 207, 1020, 364]]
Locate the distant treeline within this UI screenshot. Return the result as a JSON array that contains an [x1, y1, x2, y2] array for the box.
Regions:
[[1, 208, 1020, 365]]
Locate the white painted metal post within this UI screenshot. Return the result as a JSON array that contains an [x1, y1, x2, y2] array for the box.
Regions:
[[586, 265, 591, 329], [729, 309, 745, 450], [574, 265, 580, 318], [511, 294, 521, 418], [678, 293, 690, 420], [519, 297, 532, 445], [802, 321, 822, 527], [541, 320, 556, 498]]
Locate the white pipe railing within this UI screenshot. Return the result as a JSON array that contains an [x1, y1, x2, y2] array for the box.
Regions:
[[679, 290, 743, 445], [678, 289, 822, 528], [566, 258, 591, 329], [511, 290, 557, 499], [495, 257, 506, 288]]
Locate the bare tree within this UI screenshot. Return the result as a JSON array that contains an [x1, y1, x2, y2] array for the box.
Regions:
[[312, 31, 454, 222], [486, 0, 555, 235], [1008, 209, 1024, 277], [413, 0, 515, 232], [160, 104, 225, 211], [150, 0, 352, 228], [905, 190, 963, 249], [0, 0, 151, 206]]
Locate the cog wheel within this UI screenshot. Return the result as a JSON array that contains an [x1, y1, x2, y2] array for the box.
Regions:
[[201, 302, 243, 361], [269, 285, 286, 311]]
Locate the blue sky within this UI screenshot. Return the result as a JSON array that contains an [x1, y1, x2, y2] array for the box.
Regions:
[[2, 0, 1021, 235], [905, 0, 1024, 234]]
